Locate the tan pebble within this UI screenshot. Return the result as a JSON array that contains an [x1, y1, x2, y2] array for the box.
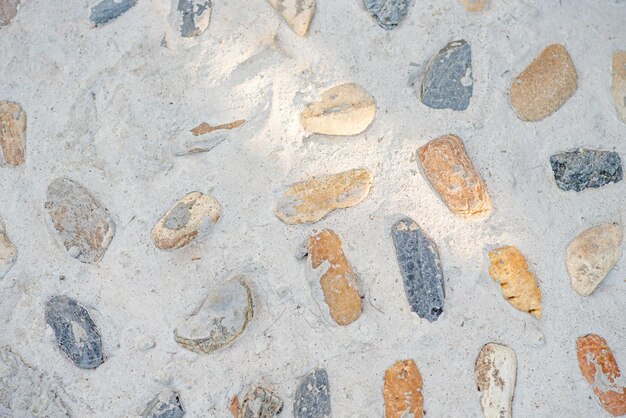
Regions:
[[266, 0, 315, 36], [612, 51, 626, 125], [0, 100, 26, 166], [475, 343, 517, 418], [0, 0, 20, 26], [461, 0, 490, 12], [383, 359, 423, 418], [0, 217, 16, 279]]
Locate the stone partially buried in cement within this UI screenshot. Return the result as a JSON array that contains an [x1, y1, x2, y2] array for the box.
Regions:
[[420, 40, 473, 110], [550, 149, 623, 192], [141, 391, 185, 418], [391, 217, 445, 322], [45, 295, 105, 369], [238, 386, 283, 418], [613, 51, 626, 124], [266, 0, 315, 36], [567, 223, 623, 296], [0, 100, 26, 166], [294, 368, 331, 418], [475, 343, 517, 418], [383, 359, 423, 418], [173, 0, 211, 38], [363, 0, 411, 30], [0, 0, 20, 27], [173, 119, 246, 156], [0, 217, 16, 280], [90, 0, 137, 26], [275, 168, 372, 224], [461, 0, 489, 12]]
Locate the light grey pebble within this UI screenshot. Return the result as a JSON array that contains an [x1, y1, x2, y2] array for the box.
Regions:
[[90, 0, 137, 26], [550, 149, 623, 192], [294, 368, 331, 418], [141, 391, 185, 418], [363, 0, 411, 30]]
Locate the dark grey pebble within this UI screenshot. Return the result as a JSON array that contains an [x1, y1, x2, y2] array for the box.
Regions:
[[391, 217, 445, 322], [45, 296, 104, 369], [363, 0, 411, 30], [176, 0, 212, 38], [294, 368, 331, 418], [550, 149, 623, 192], [420, 40, 473, 111], [90, 0, 137, 26], [141, 391, 185, 418]]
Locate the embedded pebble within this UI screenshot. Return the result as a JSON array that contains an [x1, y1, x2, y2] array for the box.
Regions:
[[173, 120, 245, 156], [391, 217, 445, 322], [0, 100, 26, 166], [418, 134, 492, 219], [0, 0, 20, 26], [306, 229, 362, 326], [175, 276, 253, 354], [475, 343, 517, 418], [141, 391, 185, 418], [152, 191, 222, 250], [0, 217, 17, 280], [550, 149, 623, 192], [266, 0, 315, 36], [567, 223, 623, 296], [488, 246, 542, 318], [90, 0, 137, 26], [173, 0, 212, 38], [363, 0, 411, 30], [509, 44, 577, 121], [294, 368, 331, 418], [238, 386, 283, 418], [613, 51, 626, 124], [420, 40, 473, 110], [45, 178, 115, 264], [383, 359, 423, 418], [461, 0, 489, 12], [135, 335, 156, 351], [45, 295, 105, 369], [300, 83, 376, 136], [576, 334, 626, 416], [274, 168, 372, 224]]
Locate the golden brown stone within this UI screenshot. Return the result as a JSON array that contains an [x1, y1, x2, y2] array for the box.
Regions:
[[612, 51, 626, 125], [418, 134, 492, 220], [461, 0, 489, 12], [383, 359, 423, 418], [0, 100, 25, 166], [191, 119, 246, 136]]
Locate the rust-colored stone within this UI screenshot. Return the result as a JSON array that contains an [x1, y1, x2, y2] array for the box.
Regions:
[[229, 395, 239, 417], [0, 100, 25, 166], [383, 359, 423, 418], [191, 119, 246, 136]]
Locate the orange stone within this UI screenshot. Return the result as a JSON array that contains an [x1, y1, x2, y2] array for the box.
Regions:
[[0, 100, 26, 166], [418, 134, 492, 220], [383, 359, 423, 418], [307, 230, 362, 325]]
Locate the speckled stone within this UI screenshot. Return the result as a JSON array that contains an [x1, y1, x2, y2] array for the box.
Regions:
[[550, 149, 623, 192], [391, 217, 445, 322], [363, 0, 411, 30], [0, 0, 19, 27], [613, 51, 626, 124], [45, 296, 105, 370], [0, 100, 26, 166], [173, 0, 211, 38], [266, 0, 315, 36], [238, 386, 283, 418], [420, 40, 473, 111], [90, 0, 137, 26], [383, 360, 423, 418], [475, 343, 517, 418], [0, 217, 16, 280], [294, 368, 331, 418], [141, 391, 185, 418]]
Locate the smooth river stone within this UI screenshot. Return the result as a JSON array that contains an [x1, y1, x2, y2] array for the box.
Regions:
[[307, 230, 362, 326], [141, 391, 185, 418], [151, 191, 222, 250], [173, 0, 211, 38], [509, 44, 577, 121], [418, 134, 492, 220], [613, 51, 626, 124], [294, 368, 331, 418], [420, 40, 473, 111], [383, 359, 423, 418], [475, 343, 517, 418], [567, 223, 623, 296], [90, 0, 137, 26], [0, 217, 16, 280], [577, 334, 626, 416], [175, 276, 253, 354], [461, 0, 490, 12], [488, 246, 542, 318], [45, 178, 116, 264], [300, 83, 376, 136], [0, 100, 26, 166], [363, 0, 411, 30], [0, 0, 20, 26], [550, 149, 623, 192], [238, 386, 283, 418], [45, 296, 105, 369], [391, 217, 445, 322], [275, 168, 372, 224], [266, 0, 315, 37]]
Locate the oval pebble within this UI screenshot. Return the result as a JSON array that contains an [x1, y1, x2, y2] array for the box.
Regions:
[[475, 343, 517, 418], [294, 368, 331, 418], [550, 149, 623, 192], [0, 100, 26, 166], [141, 391, 185, 418]]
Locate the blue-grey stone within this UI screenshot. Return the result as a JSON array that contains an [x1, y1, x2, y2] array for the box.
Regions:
[[90, 0, 137, 26], [141, 391, 185, 418], [176, 0, 212, 38], [550, 149, 623, 192], [45, 296, 105, 369], [363, 0, 411, 30], [294, 368, 331, 418], [420, 40, 473, 111], [391, 217, 445, 322]]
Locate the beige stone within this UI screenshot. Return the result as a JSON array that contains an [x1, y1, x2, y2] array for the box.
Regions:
[[612, 51, 626, 125], [266, 0, 315, 37], [566, 223, 623, 296], [383, 359, 423, 418], [461, 0, 490, 12], [0, 0, 19, 27], [0, 217, 16, 279], [300, 83, 376, 136], [418, 134, 492, 220], [274, 168, 372, 224], [509, 44, 577, 121], [0, 100, 25, 166], [475, 343, 517, 418]]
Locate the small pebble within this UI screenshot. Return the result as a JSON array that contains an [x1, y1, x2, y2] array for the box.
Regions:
[[383, 359, 423, 418], [135, 335, 156, 351], [266, 0, 315, 37], [461, 0, 490, 12], [0, 217, 17, 280], [363, 0, 411, 30], [612, 51, 626, 124], [173, 0, 211, 38], [0, 0, 19, 26], [475, 343, 517, 418], [550, 149, 623, 192], [0, 100, 26, 166], [90, 0, 137, 26], [238, 386, 283, 418], [141, 391, 185, 418], [294, 368, 331, 418]]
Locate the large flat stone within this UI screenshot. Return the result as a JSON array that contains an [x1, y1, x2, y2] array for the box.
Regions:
[[550, 149, 623, 192], [294, 368, 331, 418], [0, 100, 26, 166], [613, 51, 626, 125], [266, 0, 315, 36], [383, 359, 423, 417], [475, 343, 517, 418], [363, 0, 411, 30]]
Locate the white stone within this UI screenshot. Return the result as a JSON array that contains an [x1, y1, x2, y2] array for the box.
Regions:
[[475, 343, 517, 418]]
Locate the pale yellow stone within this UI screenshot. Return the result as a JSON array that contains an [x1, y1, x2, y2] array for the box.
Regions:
[[612, 51, 626, 125], [266, 0, 315, 37], [461, 0, 490, 12]]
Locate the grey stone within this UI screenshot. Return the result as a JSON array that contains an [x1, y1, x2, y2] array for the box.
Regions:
[[239, 386, 283, 418], [420, 40, 473, 111], [141, 391, 185, 418], [550, 149, 623, 192], [45, 296, 105, 370], [90, 0, 137, 26], [363, 0, 411, 30], [294, 368, 331, 418], [174, 0, 211, 38], [391, 217, 445, 322]]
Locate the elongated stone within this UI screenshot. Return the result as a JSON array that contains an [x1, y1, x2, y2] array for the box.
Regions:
[[173, 120, 245, 156], [418, 134, 492, 219], [90, 0, 137, 26], [175, 276, 253, 354], [173, 0, 211, 38], [307, 230, 362, 326], [391, 218, 445, 322], [275, 168, 372, 224], [488, 246, 542, 318], [461, 0, 489, 12], [0, 217, 16, 280], [420, 40, 473, 111], [45, 178, 116, 264], [509, 44, 577, 121], [294, 368, 331, 418], [0, 0, 20, 26], [142, 391, 185, 418], [577, 334, 626, 416], [238, 386, 283, 418], [475, 343, 517, 418], [550, 149, 623, 192], [363, 0, 411, 30], [300, 83, 376, 136], [567, 223, 623, 296], [0, 100, 26, 166], [152, 192, 222, 250], [383, 359, 423, 418], [45, 296, 104, 369], [266, 0, 315, 37], [613, 51, 626, 124]]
